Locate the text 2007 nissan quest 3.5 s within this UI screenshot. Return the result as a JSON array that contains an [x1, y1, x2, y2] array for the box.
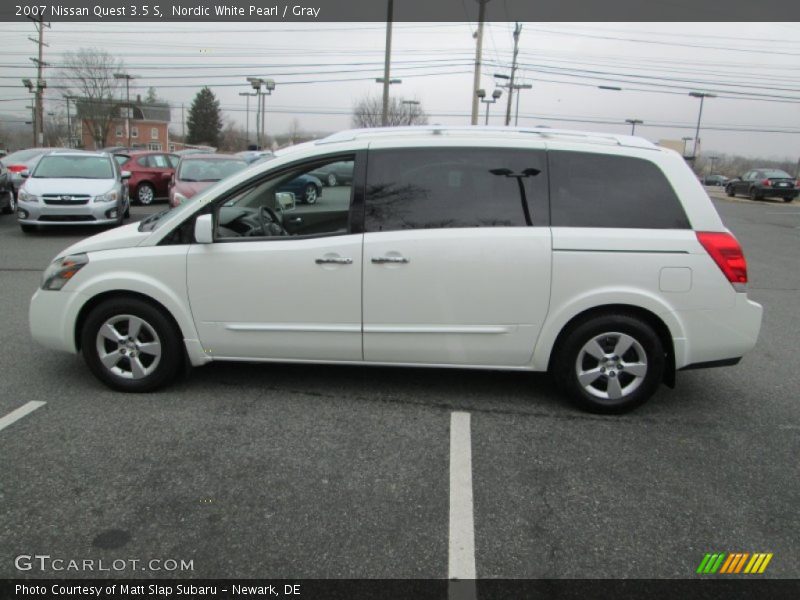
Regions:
[[29, 127, 763, 413]]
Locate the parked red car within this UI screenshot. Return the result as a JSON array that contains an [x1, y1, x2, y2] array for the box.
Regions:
[[113, 151, 179, 205], [169, 154, 248, 207]]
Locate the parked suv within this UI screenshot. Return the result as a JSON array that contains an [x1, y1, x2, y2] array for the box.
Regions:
[[17, 151, 130, 232], [114, 151, 179, 205], [725, 168, 798, 202], [28, 127, 762, 413]]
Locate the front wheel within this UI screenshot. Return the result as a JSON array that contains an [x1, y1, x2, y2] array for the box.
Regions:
[[749, 187, 762, 201], [303, 184, 318, 204], [81, 297, 183, 392], [725, 186, 735, 197], [551, 314, 665, 414]]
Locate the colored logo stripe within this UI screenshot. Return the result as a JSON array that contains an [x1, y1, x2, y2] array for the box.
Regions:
[[697, 552, 773, 574]]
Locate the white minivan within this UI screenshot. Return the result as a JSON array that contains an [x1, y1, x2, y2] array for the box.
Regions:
[[29, 127, 763, 412]]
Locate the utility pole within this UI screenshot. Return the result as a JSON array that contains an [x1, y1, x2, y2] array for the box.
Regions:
[[470, 0, 489, 125], [63, 95, 72, 148], [113, 73, 135, 148], [29, 15, 49, 146], [504, 22, 522, 126], [181, 103, 185, 140], [381, 0, 394, 127]]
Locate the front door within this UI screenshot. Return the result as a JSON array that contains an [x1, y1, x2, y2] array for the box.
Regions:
[[361, 145, 552, 367], [186, 154, 362, 361]]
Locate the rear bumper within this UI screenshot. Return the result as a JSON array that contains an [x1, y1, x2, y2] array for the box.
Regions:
[[671, 293, 763, 369]]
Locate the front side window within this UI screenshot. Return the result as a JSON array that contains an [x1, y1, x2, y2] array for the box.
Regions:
[[214, 157, 355, 240], [549, 151, 690, 229], [364, 148, 545, 232]]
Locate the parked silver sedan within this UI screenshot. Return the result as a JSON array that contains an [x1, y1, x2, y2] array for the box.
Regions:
[[16, 151, 131, 233]]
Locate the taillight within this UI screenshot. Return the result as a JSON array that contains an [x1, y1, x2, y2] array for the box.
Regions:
[[7, 164, 27, 173], [795, 180, 800, 188], [761, 179, 771, 187], [696, 231, 748, 290]]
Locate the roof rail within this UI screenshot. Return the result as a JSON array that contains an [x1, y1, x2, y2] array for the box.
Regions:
[[316, 125, 658, 150]]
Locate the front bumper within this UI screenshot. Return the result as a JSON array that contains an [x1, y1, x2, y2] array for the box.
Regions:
[[17, 198, 122, 226], [29, 287, 87, 354]]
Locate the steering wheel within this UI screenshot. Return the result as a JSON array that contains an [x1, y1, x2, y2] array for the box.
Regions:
[[258, 205, 288, 236]]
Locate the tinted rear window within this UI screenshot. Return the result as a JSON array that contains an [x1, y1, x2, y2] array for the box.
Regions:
[[549, 151, 690, 229], [365, 148, 547, 231]]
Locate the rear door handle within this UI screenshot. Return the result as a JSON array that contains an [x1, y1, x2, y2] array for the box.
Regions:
[[371, 256, 410, 264], [315, 257, 352, 265]]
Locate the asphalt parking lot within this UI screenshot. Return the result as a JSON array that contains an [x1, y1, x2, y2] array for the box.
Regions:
[[0, 191, 798, 580]]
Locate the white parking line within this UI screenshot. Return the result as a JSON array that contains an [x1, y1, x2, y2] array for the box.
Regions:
[[0, 401, 46, 433], [449, 411, 476, 583]]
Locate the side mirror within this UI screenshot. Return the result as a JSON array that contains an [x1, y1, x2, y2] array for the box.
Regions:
[[275, 191, 296, 211], [194, 214, 214, 244], [121, 170, 132, 180], [20, 171, 30, 178]]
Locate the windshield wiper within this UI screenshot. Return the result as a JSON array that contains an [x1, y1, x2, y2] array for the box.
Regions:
[[137, 208, 171, 231]]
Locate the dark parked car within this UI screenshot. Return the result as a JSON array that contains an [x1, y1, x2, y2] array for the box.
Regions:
[[279, 174, 323, 204], [701, 174, 728, 187], [725, 169, 798, 202], [0, 160, 12, 214], [308, 161, 354, 187], [114, 151, 179, 205]]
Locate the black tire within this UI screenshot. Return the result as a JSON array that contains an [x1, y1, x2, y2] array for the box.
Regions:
[[123, 203, 130, 219], [81, 297, 183, 392], [725, 185, 735, 197], [326, 173, 337, 187], [303, 183, 318, 204], [749, 187, 762, 201], [136, 183, 156, 206], [1, 190, 14, 214], [20, 224, 36, 233], [784, 196, 795, 203], [551, 313, 665, 414]]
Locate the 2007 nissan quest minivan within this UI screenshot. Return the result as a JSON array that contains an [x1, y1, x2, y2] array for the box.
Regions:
[[29, 127, 763, 413]]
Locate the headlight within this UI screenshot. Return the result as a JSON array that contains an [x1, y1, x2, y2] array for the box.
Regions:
[[18, 189, 38, 203], [94, 189, 119, 203], [41, 253, 89, 291], [173, 192, 188, 205]]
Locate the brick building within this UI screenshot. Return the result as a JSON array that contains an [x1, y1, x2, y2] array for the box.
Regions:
[[76, 98, 172, 151]]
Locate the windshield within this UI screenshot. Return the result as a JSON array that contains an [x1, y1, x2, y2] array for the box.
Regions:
[[33, 155, 114, 179], [177, 158, 247, 182]]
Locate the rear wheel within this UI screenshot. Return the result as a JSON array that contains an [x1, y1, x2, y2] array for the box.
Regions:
[[136, 183, 155, 206], [725, 185, 735, 197], [1, 190, 14, 214], [326, 173, 337, 187], [552, 314, 665, 414], [81, 297, 183, 392]]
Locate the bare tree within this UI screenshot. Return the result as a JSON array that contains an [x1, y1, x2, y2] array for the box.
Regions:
[[58, 48, 125, 149], [287, 118, 303, 144], [352, 95, 428, 128]]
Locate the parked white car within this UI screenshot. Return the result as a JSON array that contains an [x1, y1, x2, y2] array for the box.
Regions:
[[16, 151, 131, 232], [29, 127, 762, 412]]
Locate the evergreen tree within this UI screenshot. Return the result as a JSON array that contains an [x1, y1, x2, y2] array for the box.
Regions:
[[186, 87, 222, 147]]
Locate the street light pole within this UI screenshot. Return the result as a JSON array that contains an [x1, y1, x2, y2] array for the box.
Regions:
[[239, 91, 256, 147], [477, 88, 502, 125], [689, 91, 716, 160], [625, 119, 643, 135]]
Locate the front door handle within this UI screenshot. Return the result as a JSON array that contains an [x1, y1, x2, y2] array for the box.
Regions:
[[315, 257, 352, 265], [372, 256, 410, 264]]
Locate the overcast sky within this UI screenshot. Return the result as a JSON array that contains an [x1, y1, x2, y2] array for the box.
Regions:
[[0, 21, 798, 159]]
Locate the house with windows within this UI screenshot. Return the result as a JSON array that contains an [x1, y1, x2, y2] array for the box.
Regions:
[[75, 96, 171, 151]]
